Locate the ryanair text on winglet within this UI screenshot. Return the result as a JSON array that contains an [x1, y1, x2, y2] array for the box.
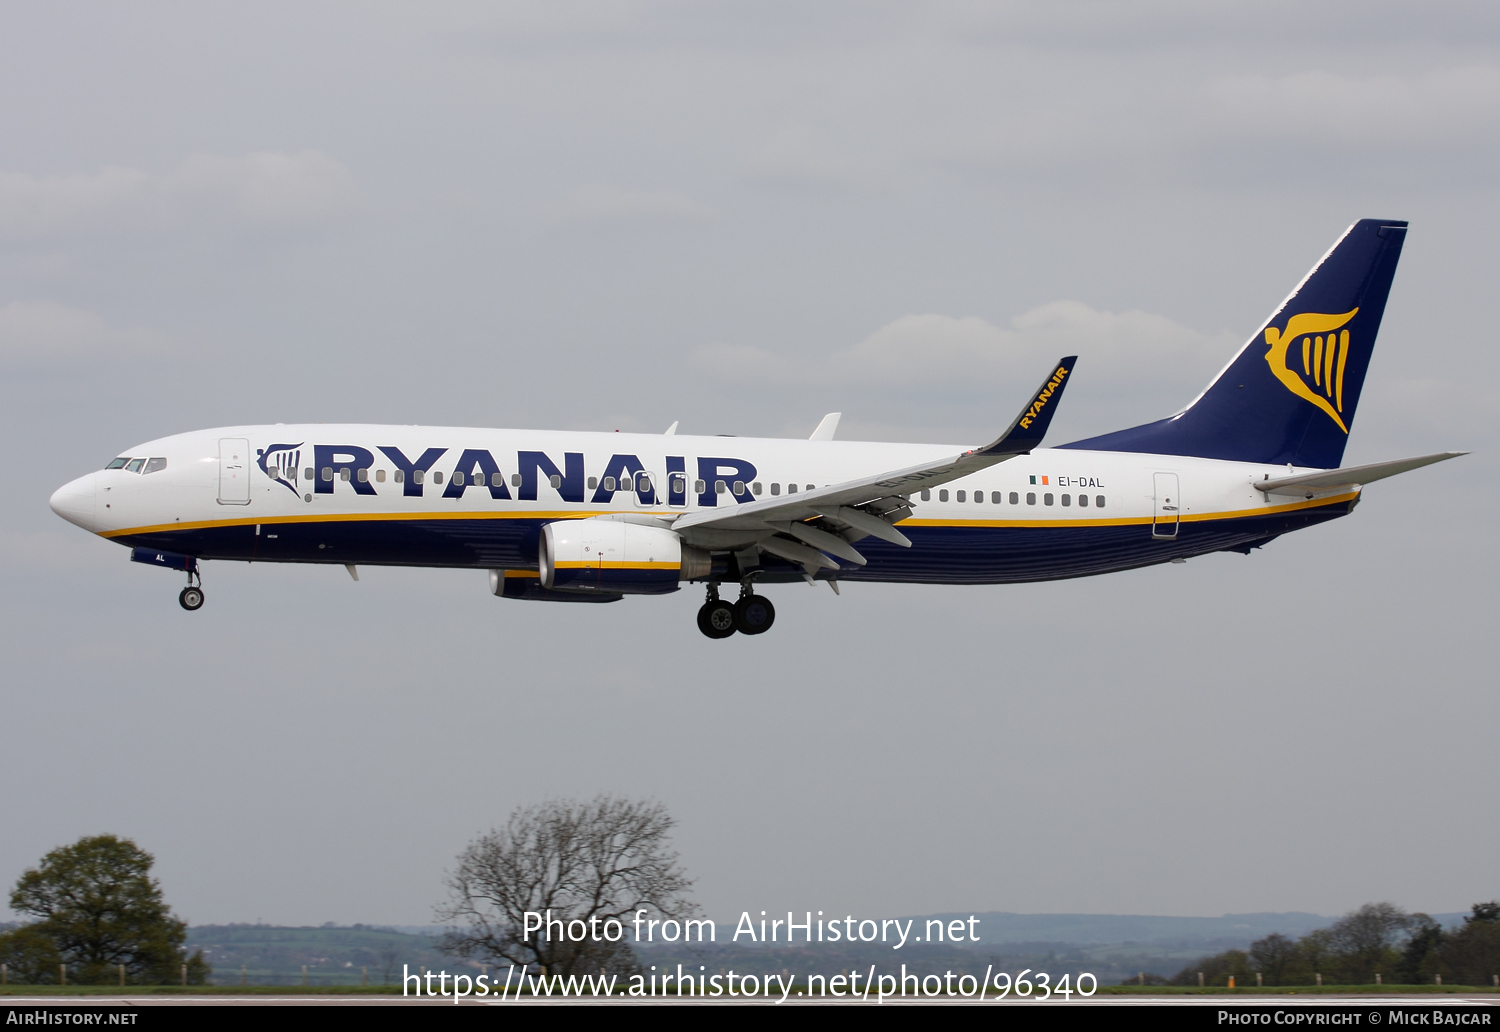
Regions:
[[1017, 365, 1070, 430]]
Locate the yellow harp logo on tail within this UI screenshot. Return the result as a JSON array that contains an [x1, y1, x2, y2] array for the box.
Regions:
[[1262, 308, 1359, 434]]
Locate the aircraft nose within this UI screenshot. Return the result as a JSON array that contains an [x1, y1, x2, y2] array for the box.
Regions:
[[50, 472, 98, 532]]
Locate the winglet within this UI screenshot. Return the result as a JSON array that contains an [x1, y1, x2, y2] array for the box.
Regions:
[[978, 356, 1077, 456], [809, 412, 841, 441]]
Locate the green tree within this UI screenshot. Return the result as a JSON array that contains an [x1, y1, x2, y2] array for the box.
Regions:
[[1436, 902, 1500, 986], [1249, 932, 1299, 985], [1326, 902, 1410, 983], [0, 835, 209, 985]]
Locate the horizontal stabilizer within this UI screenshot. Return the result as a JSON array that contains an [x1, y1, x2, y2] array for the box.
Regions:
[[1254, 452, 1465, 496]]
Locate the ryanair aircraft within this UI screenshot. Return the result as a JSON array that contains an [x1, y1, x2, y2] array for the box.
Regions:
[[50, 219, 1461, 638]]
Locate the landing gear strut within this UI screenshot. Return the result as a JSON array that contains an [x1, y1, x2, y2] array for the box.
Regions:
[[695, 582, 775, 638]]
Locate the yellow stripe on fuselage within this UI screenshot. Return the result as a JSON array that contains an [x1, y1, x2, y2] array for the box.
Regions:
[[553, 561, 680, 571], [99, 491, 1356, 539]]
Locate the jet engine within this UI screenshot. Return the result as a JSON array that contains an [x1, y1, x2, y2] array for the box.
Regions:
[[539, 516, 711, 595]]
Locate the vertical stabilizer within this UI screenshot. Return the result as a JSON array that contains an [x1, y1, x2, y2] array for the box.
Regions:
[[1062, 219, 1408, 469]]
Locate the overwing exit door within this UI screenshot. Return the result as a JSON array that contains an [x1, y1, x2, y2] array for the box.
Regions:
[[1152, 472, 1179, 539], [219, 438, 251, 505]]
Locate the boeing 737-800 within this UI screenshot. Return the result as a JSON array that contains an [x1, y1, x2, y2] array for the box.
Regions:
[[49, 219, 1461, 638]]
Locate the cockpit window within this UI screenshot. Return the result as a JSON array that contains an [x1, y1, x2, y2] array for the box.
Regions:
[[143, 457, 167, 475], [124, 458, 146, 473], [105, 458, 130, 470]]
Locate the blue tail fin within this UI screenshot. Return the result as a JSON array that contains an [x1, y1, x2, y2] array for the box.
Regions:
[[1061, 219, 1408, 469]]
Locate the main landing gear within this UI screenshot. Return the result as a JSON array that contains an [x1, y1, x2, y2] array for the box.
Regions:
[[696, 583, 776, 639]]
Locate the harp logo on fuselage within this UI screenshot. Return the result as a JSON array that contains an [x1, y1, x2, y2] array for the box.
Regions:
[[1262, 309, 1359, 433]]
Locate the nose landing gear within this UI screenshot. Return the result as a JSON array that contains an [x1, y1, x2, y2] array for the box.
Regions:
[[178, 565, 204, 611], [695, 582, 776, 638]]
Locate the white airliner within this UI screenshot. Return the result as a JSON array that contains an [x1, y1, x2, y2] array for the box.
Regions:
[[49, 219, 1461, 638]]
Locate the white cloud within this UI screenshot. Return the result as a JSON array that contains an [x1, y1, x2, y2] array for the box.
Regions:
[[551, 184, 715, 224], [0, 151, 359, 239], [169, 151, 360, 224], [695, 302, 1228, 389], [0, 301, 171, 365]]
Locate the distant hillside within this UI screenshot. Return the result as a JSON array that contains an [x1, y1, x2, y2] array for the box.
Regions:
[[186, 925, 459, 987], [185, 912, 1471, 987]]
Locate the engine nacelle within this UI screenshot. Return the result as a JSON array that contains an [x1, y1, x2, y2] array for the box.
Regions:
[[540, 517, 710, 595]]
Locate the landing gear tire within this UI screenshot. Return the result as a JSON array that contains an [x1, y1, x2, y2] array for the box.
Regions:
[[734, 594, 775, 635], [697, 600, 737, 639], [179, 586, 205, 611]]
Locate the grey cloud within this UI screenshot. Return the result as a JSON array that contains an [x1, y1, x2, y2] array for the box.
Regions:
[[0, 151, 359, 240], [550, 185, 716, 224], [0, 301, 172, 366]]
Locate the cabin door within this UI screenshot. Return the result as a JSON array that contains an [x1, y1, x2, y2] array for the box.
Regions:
[[219, 438, 252, 505], [1152, 472, 1179, 539]]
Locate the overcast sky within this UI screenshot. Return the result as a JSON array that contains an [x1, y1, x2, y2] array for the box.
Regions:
[[2, 1, 1496, 929]]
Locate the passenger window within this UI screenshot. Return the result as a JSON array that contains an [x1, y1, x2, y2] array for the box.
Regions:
[[939, 490, 949, 502], [637, 475, 651, 493], [1026, 492, 1036, 505], [376, 469, 386, 483], [1061, 493, 1070, 506], [621, 476, 633, 492], [321, 467, 333, 481], [695, 479, 706, 493], [547, 474, 560, 489], [491, 472, 503, 487], [452, 471, 464, 486], [991, 491, 1001, 503], [956, 490, 966, 502], [716, 480, 727, 494], [788, 483, 798, 494], [125, 458, 146, 473], [602, 476, 615, 491], [394, 469, 404, 483], [753, 482, 762, 495], [340, 468, 351, 481], [144, 457, 167, 475], [1077, 493, 1088, 507], [1096, 495, 1105, 508], [771, 483, 780, 496], [732, 480, 744, 495], [413, 469, 424, 484], [433, 471, 444, 484], [1009, 492, 1018, 504], [921, 489, 930, 501], [588, 476, 599, 490], [806, 485, 814, 492], [105, 457, 129, 470], [1044, 493, 1054, 506], [356, 468, 368, 483]]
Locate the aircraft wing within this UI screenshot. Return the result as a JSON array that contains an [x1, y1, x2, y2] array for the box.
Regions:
[[1252, 452, 1465, 497], [671, 358, 1076, 567]]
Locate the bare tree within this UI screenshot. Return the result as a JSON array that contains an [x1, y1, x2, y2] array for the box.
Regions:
[[437, 796, 697, 977]]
